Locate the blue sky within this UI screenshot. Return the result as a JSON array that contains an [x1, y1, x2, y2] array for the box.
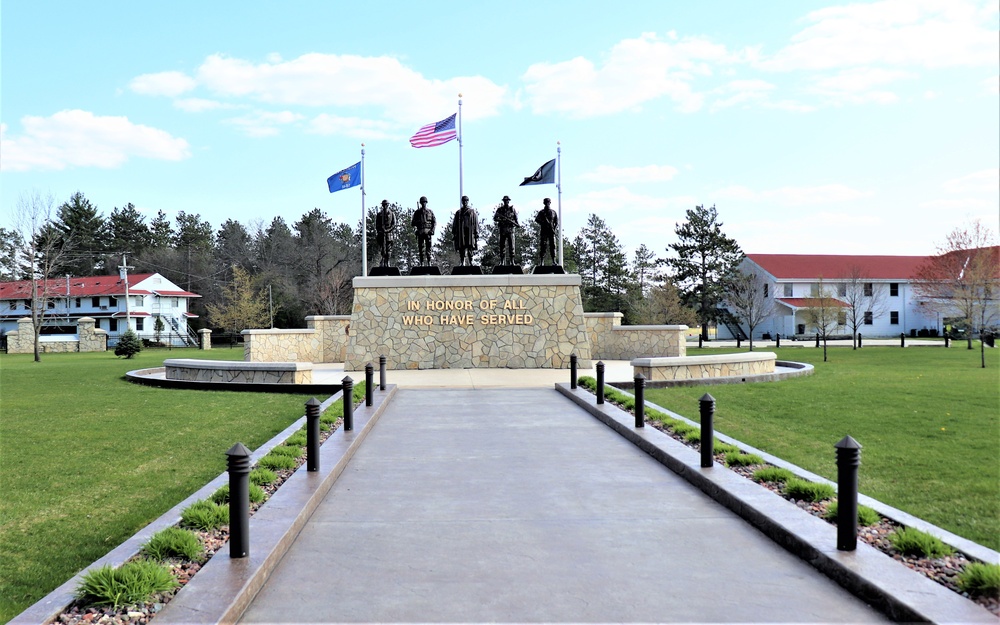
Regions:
[[2, 0, 997, 260]]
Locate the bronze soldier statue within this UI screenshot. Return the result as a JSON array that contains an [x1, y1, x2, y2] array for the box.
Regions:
[[452, 195, 479, 266], [411, 196, 436, 266], [535, 197, 558, 266], [374, 199, 396, 267], [493, 195, 520, 266]]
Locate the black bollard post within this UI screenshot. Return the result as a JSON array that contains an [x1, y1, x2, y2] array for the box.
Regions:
[[815, 332, 820, 348], [226, 443, 251, 558], [775, 333, 781, 348], [698, 334, 703, 349], [596, 361, 605, 405], [700, 394, 716, 468], [364, 363, 374, 407], [570, 353, 578, 389], [342, 376, 354, 432], [305, 398, 321, 472], [736, 335, 741, 349], [634, 373, 645, 428], [834, 435, 862, 551], [900, 332, 905, 348], [858, 333, 863, 349], [379, 355, 387, 391]]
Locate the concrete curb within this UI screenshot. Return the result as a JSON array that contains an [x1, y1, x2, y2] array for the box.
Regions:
[[152, 385, 396, 625], [555, 383, 997, 625], [9, 388, 394, 625]]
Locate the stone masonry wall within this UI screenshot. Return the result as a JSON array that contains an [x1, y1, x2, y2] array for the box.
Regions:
[[584, 313, 687, 360], [634, 353, 776, 382], [243, 329, 322, 362], [345, 275, 593, 370], [165, 359, 312, 384], [6, 316, 106, 354], [306, 315, 351, 362]]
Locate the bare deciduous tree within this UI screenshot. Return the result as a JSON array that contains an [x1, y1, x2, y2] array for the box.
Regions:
[[803, 278, 846, 362], [913, 220, 999, 367], [12, 191, 68, 362], [726, 270, 775, 351], [841, 265, 889, 349]]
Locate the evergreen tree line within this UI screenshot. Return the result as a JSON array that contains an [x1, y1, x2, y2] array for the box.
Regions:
[[3, 191, 749, 335]]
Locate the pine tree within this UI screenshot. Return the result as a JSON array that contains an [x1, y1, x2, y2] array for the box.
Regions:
[[114, 329, 143, 359]]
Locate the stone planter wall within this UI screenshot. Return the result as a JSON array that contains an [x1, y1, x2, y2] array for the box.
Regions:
[[6, 316, 106, 354], [164, 359, 313, 384], [632, 352, 776, 382], [584, 313, 687, 360], [243, 329, 322, 363], [345, 275, 592, 370]]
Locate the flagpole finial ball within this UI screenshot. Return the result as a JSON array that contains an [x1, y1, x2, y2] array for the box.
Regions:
[[458, 92, 463, 97]]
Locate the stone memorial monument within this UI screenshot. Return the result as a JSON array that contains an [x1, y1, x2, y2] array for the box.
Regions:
[[492, 195, 522, 274], [371, 200, 401, 276], [410, 196, 440, 275], [533, 197, 563, 274], [451, 195, 481, 275]]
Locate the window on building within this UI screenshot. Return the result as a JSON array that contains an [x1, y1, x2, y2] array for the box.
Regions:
[[783, 284, 792, 297], [109, 319, 118, 332], [173, 297, 179, 308], [47, 300, 56, 309], [763, 284, 769, 297], [890, 311, 899, 325], [864, 311, 873, 325], [135, 318, 144, 331], [863, 283, 873, 297], [109, 296, 118, 307], [92, 297, 100, 308], [809, 284, 819, 296], [133, 295, 144, 306], [837, 311, 847, 326], [837, 284, 847, 297], [890, 283, 899, 296], [75, 298, 81, 307]]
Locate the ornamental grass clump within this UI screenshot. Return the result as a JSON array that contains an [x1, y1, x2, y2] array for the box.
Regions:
[[283, 432, 307, 447], [784, 478, 835, 502], [266, 445, 302, 458], [753, 467, 795, 484], [140, 527, 203, 561], [250, 467, 277, 486], [714, 441, 740, 455], [957, 562, 1000, 596], [888, 527, 955, 558], [180, 499, 229, 531], [210, 484, 265, 505], [258, 452, 297, 471], [74, 560, 178, 609], [724, 451, 765, 468], [823, 501, 881, 526]]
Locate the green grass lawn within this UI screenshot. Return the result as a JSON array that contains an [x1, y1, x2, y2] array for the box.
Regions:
[[0, 347, 316, 623], [644, 345, 1000, 551]]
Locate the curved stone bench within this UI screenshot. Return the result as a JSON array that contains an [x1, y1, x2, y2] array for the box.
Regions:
[[164, 359, 313, 384], [632, 352, 776, 383]]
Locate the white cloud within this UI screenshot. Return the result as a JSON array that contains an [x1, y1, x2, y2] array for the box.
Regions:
[[759, 0, 1000, 72], [308, 114, 397, 141], [578, 164, 679, 184], [807, 67, 913, 104], [917, 198, 994, 210], [224, 110, 304, 137], [0, 109, 190, 172], [174, 98, 238, 113], [943, 168, 1000, 193], [984, 75, 1000, 94], [192, 53, 506, 124], [129, 71, 198, 97], [521, 32, 743, 117], [709, 79, 775, 111], [714, 184, 871, 205]]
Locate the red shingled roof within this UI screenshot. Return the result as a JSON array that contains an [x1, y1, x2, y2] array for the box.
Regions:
[[747, 254, 928, 280], [0, 274, 199, 300]]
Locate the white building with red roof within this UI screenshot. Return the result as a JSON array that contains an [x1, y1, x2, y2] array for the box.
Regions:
[[0, 273, 200, 347], [730, 254, 939, 340]]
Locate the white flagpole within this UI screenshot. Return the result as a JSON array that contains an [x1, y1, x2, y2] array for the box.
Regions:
[[458, 94, 464, 206], [557, 141, 563, 267], [360, 144, 367, 277]]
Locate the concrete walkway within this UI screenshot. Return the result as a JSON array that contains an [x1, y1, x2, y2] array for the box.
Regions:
[[238, 388, 887, 623]]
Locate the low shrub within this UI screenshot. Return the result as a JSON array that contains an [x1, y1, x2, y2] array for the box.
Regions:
[[784, 478, 836, 502], [753, 467, 795, 484], [283, 432, 307, 447], [888, 527, 955, 558], [250, 467, 277, 486], [724, 451, 765, 467], [210, 484, 265, 505], [822, 501, 881, 526], [578, 376, 596, 389], [180, 500, 229, 531], [140, 527, 203, 561], [74, 560, 178, 608], [957, 562, 1000, 596], [683, 430, 701, 443], [320, 413, 339, 425], [670, 422, 698, 438]]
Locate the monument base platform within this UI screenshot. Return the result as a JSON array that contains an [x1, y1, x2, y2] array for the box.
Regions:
[[450, 265, 483, 275], [491, 265, 524, 275], [346, 274, 593, 370], [369, 266, 402, 276], [533, 265, 565, 274], [410, 266, 441, 276]]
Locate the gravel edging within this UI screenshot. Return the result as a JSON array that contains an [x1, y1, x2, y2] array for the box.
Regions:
[[556, 382, 998, 625]]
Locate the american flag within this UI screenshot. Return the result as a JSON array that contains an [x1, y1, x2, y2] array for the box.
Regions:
[[409, 113, 457, 148]]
